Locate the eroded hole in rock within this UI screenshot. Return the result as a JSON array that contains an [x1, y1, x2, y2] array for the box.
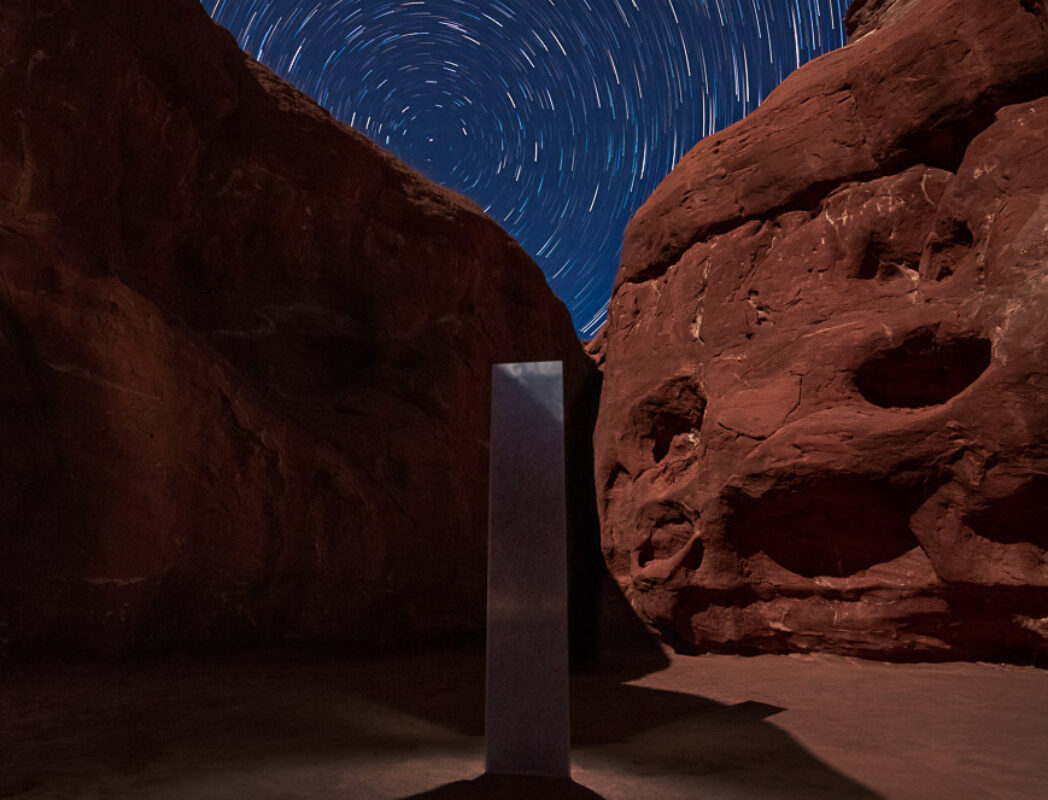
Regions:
[[632, 378, 706, 464], [856, 239, 917, 281], [727, 475, 924, 578], [924, 219, 974, 281], [636, 501, 701, 568], [855, 330, 991, 408], [650, 412, 701, 462], [857, 241, 882, 280], [967, 476, 1048, 549]]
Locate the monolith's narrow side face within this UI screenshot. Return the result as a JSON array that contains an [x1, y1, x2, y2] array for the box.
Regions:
[[486, 361, 570, 778]]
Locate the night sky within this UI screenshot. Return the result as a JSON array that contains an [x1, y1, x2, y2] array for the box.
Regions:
[[205, 0, 849, 336]]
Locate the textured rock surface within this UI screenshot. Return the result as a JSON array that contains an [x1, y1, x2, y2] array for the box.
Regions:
[[595, 0, 1048, 661], [0, 0, 597, 654]]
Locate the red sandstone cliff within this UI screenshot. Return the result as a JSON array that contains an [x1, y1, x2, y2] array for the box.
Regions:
[[0, 0, 597, 654], [595, 0, 1048, 661]]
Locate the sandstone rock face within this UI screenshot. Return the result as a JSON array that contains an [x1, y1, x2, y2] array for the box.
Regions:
[[0, 0, 597, 654], [595, 0, 1048, 661]]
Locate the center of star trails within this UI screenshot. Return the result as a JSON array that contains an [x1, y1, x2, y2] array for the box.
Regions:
[[207, 0, 851, 336]]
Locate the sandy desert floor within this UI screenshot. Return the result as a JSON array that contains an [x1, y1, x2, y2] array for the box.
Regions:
[[2, 636, 1046, 800]]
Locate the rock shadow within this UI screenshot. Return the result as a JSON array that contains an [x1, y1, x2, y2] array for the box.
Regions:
[[373, 585, 882, 799]]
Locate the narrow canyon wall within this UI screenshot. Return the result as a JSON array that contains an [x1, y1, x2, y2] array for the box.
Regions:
[[0, 0, 598, 654], [595, 0, 1048, 661]]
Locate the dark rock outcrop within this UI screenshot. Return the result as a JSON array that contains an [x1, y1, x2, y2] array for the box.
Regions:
[[0, 0, 597, 655], [595, 0, 1048, 661]]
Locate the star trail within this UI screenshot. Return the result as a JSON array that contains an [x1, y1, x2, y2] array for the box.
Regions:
[[205, 0, 849, 335]]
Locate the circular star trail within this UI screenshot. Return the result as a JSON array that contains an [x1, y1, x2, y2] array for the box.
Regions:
[[206, 0, 849, 335]]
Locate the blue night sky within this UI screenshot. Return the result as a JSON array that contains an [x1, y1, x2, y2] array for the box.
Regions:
[[204, 0, 849, 336]]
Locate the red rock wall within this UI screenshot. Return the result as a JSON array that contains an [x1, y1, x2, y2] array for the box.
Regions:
[[595, 0, 1048, 661], [0, 0, 597, 655]]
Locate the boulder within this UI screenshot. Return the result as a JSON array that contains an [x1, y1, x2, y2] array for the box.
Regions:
[[0, 0, 597, 654], [595, 0, 1048, 661]]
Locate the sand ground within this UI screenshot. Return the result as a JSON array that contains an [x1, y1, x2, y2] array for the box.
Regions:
[[2, 641, 1045, 799]]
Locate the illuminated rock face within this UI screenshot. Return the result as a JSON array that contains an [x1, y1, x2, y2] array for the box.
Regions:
[[595, 0, 1048, 661], [0, 0, 597, 654]]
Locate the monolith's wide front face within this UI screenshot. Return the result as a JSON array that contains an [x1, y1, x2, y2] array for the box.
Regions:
[[594, 0, 1048, 661]]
